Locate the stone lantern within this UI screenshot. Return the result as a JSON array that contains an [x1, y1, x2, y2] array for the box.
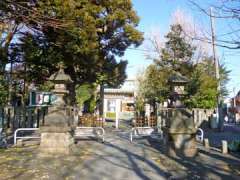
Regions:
[[39, 63, 74, 155], [48, 63, 73, 106], [168, 72, 188, 108], [163, 72, 197, 158]]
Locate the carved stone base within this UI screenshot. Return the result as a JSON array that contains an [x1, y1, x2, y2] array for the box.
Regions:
[[162, 108, 198, 158], [39, 132, 74, 155]]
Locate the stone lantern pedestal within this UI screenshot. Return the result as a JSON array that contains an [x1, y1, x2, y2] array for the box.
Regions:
[[39, 64, 74, 155], [39, 107, 74, 155], [162, 108, 197, 157]]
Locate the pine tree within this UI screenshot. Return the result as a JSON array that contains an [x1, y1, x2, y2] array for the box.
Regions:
[[157, 24, 195, 76]]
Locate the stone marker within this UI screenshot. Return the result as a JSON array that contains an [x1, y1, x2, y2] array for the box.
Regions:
[[222, 140, 228, 154], [204, 138, 210, 149]]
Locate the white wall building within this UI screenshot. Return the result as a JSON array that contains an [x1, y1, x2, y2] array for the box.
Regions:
[[103, 79, 137, 120]]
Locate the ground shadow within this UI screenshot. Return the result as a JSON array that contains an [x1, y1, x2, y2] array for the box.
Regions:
[[147, 136, 240, 179], [101, 140, 171, 179]]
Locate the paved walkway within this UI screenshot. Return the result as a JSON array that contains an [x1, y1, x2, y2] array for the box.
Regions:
[[0, 129, 240, 179], [75, 130, 168, 180]]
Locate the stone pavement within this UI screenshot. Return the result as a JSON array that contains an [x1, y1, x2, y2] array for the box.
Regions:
[[0, 128, 240, 180]]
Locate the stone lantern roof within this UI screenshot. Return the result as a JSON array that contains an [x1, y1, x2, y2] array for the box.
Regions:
[[49, 67, 73, 83], [168, 72, 189, 84]]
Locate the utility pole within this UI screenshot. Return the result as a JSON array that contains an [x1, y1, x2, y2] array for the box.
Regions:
[[210, 8, 220, 81], [210, 7, 222, 130]]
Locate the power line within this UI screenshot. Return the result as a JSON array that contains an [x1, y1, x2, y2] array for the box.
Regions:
[[127, 47, 156, 53], [217, 28, 240, 37]]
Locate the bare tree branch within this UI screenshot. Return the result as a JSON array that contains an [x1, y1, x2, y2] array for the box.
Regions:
[[188, 0, 240, 49]]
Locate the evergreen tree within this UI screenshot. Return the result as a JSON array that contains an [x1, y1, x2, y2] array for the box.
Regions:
[[185, 59, 218, 108], [139, 24, 195, 106], [11, 0, 143, 87], [185, 58, 230, 108], [140, 24, 230, 109], [156, 24, 195, 76], [138, 65, 169, 104], [1, 0, 143, 104]]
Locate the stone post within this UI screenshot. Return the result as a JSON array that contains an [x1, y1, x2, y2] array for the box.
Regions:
[[115, 99, 121, 129], [115, 112, 119, 129], [204, 138, 210, 149], [222, 140, 228, 154]]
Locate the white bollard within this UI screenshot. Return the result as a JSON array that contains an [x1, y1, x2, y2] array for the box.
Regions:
[[204, 138, 210, 149], [222, 140, 228, 154], [115, 112, 119, 129], [16, 139, 23, 147]]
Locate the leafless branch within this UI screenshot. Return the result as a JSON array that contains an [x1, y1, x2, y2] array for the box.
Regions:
[[2, 0, 76, 31], [188, 0, 240, 49]]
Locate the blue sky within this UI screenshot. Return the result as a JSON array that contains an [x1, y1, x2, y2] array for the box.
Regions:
[[124, 0, 240, 97]]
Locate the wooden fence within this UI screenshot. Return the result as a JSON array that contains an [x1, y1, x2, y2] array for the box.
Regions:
[[78, 114, 104, 127], [134, 116, 157, 127]]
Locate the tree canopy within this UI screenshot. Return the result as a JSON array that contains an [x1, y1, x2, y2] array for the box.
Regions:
[[139, 24, 195, 104], [138, 24, 230, 110], [0, 0, 143, 105]]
